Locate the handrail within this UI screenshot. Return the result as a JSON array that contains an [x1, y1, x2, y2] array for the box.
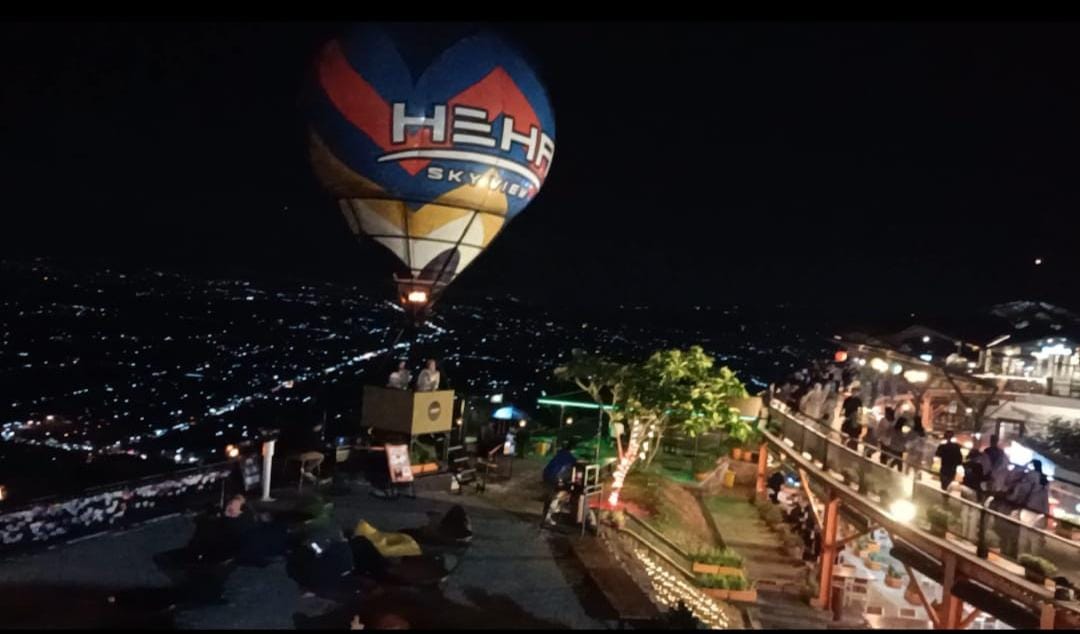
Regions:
[[767, 406, 1080, 563], [3, 458, 235, 515], [625, 509, 695, 562], [774, 401, 1080, 491]]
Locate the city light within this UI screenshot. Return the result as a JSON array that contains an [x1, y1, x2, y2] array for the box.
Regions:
[[518, 419, 527, 428], [890, 362, 903, 375], [889, 499, 917, 523], [565, 417, 573, 426], [922, 336, 931, 343], [225, 444, 240, 458], [870, 357, 889, 373]]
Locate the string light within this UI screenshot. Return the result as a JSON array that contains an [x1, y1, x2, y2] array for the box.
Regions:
[[634, 547, 729, 629]]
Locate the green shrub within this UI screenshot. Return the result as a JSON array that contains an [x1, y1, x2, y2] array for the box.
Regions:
[[927, 505, 953, 528], [1019, 554, 1058, 577], [694, 546, 744, 568], [726, 575, 750, 591], [762, 504, 783, 527], [695, 573, 729, 589], [693, 454, 717, 473], [782, 529, 803, 549], [887, 565, 903, 579]]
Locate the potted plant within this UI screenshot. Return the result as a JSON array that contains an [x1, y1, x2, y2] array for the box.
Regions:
[[927, 505, 952, 538], [1019, 554, 1058, 585], [841, 467, 860, 490], [854, 536, 871, 559], [865, 551, 887, 571], [801, 572, 820, 604], [984, 529, 1002, 557], [781, 527, 803, 559], [727, 575, 758, 603], [692, 455, 717, 481], [1055, 517, 1080, 541], [762, 504, 784, 529], [885, 565, 905, 589], [696, 573, 729, 600], [692, 546, 745, 576]]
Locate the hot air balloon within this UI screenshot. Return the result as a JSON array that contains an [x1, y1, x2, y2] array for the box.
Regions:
[[308, 25, 556, 322]]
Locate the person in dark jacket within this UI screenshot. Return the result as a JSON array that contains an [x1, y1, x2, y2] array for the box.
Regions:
[[935, 430, 965, 491], [961, 447, 985, 501]]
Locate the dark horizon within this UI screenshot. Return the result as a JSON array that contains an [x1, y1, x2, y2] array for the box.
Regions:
[[2, 21, 1077, 317]]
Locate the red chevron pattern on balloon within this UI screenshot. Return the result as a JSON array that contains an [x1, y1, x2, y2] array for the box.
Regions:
[[317, 39, 544, 177]]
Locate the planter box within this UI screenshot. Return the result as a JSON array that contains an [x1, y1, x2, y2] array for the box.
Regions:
[[1024, 568, 1047, 585], [410, 462, 439, 475], [728, 588, 758, 603], [885, 575, 904, 589], [691, 562, 743, 577], [1055, 521, 1080, 541], [702, 588, 729, 601], [865, 559, 882, 571]]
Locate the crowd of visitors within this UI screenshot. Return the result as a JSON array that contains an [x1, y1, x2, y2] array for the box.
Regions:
[[772, 357, 1052, 528]]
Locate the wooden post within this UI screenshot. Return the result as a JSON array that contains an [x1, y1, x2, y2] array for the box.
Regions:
[[756, 443, 768, 497], [1040, 602, 1056, 630], [940, 552, 963, 629], [817, 495, 840, 611], [958, 609, 980, 630]]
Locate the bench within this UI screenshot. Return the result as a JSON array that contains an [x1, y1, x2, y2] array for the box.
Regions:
[[570, 537, 661, 628]]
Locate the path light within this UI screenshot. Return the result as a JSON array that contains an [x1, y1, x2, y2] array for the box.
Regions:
[[518, 420, 527, 428], [890, 499, 917, 523], [565, 416, 573, 426]]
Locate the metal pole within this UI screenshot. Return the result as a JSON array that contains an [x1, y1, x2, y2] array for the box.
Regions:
[[261, 439, 276, 502], [595, 407, 603, 465]]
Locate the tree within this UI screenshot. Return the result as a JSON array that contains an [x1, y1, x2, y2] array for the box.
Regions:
[[555, 346, 751, 505]]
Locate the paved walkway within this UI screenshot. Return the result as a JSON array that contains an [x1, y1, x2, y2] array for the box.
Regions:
[[0, 465, 606, 629]]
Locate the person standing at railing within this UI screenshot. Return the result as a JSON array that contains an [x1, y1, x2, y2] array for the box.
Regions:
[[935, 431, 964, 491], [799, 383, 826, 421], [875, 407, 896, 465], [821, 381, 841, 430], [980, 435, 1009, 496], [887, 418, 911, 471], [905, 417, 933, 478]]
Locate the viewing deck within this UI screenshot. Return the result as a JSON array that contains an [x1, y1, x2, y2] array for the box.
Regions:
[[762, 405, 1080, 629]]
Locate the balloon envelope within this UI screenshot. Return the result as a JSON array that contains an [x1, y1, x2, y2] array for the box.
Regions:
[[309, 25, 555, 300]]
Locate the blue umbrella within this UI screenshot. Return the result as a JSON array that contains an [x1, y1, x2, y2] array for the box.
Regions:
[[492, 406, 529, 421]]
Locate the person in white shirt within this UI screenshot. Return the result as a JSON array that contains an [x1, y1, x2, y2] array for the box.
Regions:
[[387, 361, 412, 390], [416, 359, 441, 392], [799, 383, 826, 420]]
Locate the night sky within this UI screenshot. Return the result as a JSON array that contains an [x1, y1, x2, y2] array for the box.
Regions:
[[2, 22, 1077, 319]]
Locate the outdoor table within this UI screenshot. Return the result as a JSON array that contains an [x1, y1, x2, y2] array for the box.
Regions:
[[863, 613, 933, 629]]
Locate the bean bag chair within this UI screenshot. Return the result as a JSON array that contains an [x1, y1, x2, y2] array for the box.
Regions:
[[353, 520, 422, 558]]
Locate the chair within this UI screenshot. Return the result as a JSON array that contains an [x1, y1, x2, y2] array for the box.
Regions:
[[352, 520, 422, 558]]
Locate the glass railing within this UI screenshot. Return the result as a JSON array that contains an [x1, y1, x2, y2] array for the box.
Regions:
[[0, 460, 233, 554], [767, 405, 1080, 585]]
